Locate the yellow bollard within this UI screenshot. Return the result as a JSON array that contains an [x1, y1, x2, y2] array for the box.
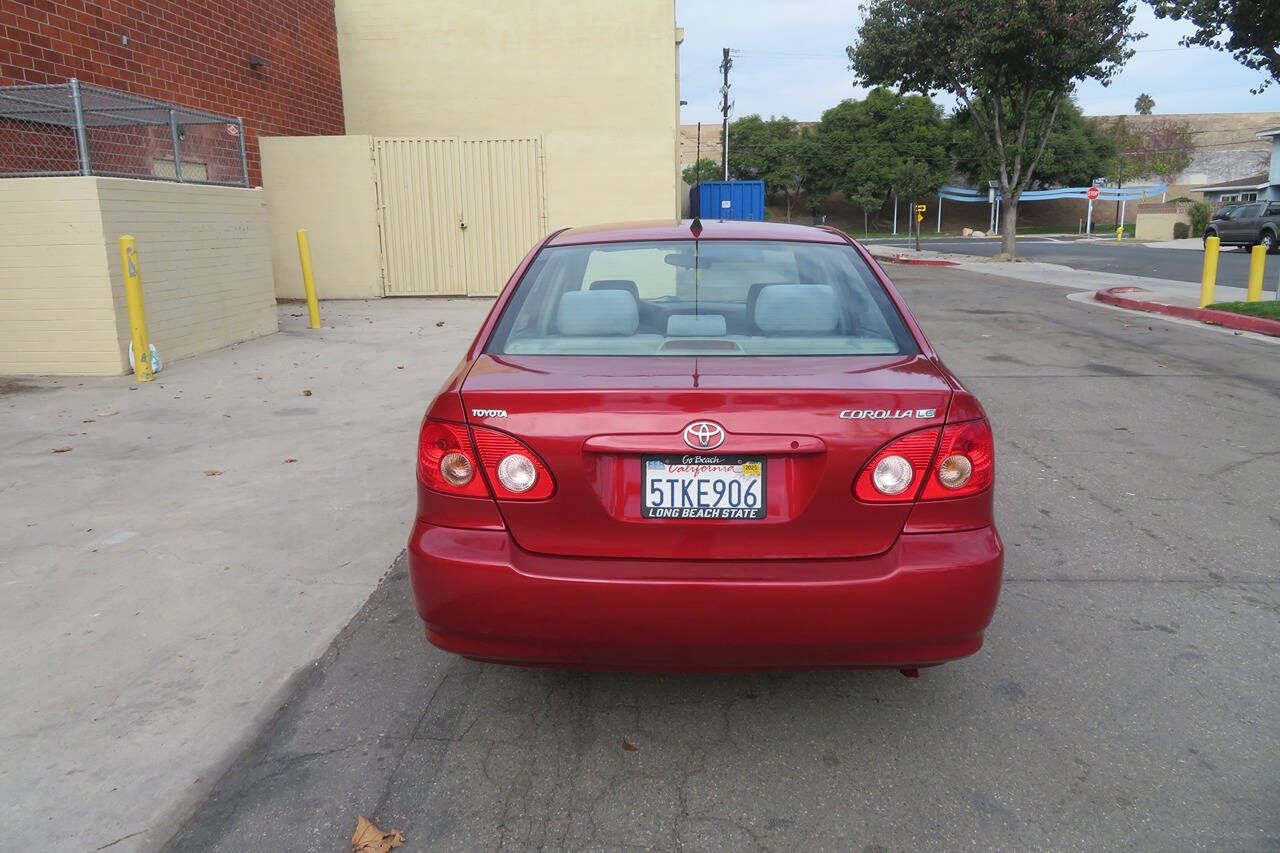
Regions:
[[296, 229, 321, 329], [1116, 226, 1124, 241], [1199, 236, 1220, 307], [118, 235, 153, 382], [1246, 245, 1265, 302]]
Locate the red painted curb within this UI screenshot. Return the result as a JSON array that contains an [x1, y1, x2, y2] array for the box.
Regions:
[[1094, 287, 1280, 338]]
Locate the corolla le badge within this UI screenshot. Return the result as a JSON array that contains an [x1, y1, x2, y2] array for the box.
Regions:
[[840, 408, 937, 420], [683, 421, 726, 450]]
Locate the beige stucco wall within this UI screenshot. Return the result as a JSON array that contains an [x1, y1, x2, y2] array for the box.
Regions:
[[260, 135, 383, 300], [1135, 203, 1193, 241], [0, 177, 276, 376], [336, 0, 681, 229]]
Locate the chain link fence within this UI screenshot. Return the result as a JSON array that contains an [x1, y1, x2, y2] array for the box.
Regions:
[[0, 79, 248, 186]]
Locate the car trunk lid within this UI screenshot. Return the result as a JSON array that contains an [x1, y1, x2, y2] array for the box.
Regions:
[[461, 354, 953, 560]]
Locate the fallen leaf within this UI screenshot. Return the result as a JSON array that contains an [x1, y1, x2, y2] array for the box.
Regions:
[[1156, 363, 1167, 369], [52, 447, 72, 453], [82, 418, 95, 424], [301, 389, 312, 396], [435, 320, 445, 327], [98, 410, 118, 417], [396, 365, 404, 370], [204, 469, 223, 476], [622, 739, 637, 752], [283, 457, 297, 463], [351, 815, 404, 852]]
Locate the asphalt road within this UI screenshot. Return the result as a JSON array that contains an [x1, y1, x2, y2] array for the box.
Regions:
[[165, 268, 1280, 853], [870, 235, 1277, 292]]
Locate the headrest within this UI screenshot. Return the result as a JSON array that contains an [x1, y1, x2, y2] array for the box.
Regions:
[[666, 314, 727, 336], [557, 289, 639, 336], [753, 284, 840, 335], [589, 279, 639, 300]]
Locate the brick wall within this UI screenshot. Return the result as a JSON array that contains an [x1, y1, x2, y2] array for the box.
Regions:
[[0, 0, 344, 185]]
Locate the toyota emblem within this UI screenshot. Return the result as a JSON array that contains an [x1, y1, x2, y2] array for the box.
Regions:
[[683, 421, 725, 450]]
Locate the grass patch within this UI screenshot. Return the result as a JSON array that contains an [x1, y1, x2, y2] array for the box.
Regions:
[[1208, 301, 1280, 320]]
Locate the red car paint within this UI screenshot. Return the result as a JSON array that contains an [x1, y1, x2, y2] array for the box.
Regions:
[[408, 220, 1002, 670]]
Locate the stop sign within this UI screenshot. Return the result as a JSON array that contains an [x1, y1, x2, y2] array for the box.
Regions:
[[1087, 186, 1100, 201]]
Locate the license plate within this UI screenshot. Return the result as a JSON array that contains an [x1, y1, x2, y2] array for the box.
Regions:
[[642, 454, 766, 519]]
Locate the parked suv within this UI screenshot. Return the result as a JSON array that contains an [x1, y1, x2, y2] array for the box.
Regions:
[[1204, 201, 1280, 253]]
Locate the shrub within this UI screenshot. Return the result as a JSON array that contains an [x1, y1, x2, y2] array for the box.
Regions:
[[1168, 196, 1194, 203], [1189, 202, 1212, 236], [1173, 222, 1190, 239]]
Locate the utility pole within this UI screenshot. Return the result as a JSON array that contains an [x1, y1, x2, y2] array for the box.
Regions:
[[720, 47, 732, 181]]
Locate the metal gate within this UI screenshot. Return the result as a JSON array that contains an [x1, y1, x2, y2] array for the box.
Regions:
[[373, 137, 545, 296]]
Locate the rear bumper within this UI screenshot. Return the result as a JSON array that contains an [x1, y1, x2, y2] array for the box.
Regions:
[[407, 522, 1003, 671]]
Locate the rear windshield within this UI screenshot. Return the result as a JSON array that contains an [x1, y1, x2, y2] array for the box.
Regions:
[[485, 240, 918, 356]]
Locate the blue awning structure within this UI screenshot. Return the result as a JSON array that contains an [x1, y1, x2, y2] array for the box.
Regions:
[[937, 183, 1168, 202]]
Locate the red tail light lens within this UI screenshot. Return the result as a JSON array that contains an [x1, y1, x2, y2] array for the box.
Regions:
[[854, 428, 940, 502], [919, 419, 994, 500], [470, 425, 555, 500], [418, 419, 488, 497]]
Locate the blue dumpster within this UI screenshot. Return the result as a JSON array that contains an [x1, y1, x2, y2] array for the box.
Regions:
[[690, 180, 765, 221]]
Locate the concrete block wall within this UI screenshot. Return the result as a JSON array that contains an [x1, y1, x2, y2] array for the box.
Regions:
[[0, 177, 120, 374], [0, 176, 276, 376]]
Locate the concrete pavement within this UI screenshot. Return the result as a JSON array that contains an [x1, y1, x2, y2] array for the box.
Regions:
[[0, 298, 493, 852], [165, 265, 1279, 852]]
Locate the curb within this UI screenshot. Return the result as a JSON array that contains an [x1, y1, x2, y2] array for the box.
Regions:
[[872, 253, 959, 267], [1093, 287, 1280, 338]]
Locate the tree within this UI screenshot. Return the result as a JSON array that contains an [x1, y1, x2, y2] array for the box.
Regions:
[[950, 97, 1116, 190], [806, 88, 949, 228], [849, 0, 1139, 257], [726, 115, 812, 221], [1148, 0, 1279, 92], [682, 158, 720, 186], [1135, 92, 1155, 114]]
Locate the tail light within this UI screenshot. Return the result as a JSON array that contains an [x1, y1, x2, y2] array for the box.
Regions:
[[470, 425, 555, 500], [418, 420, 488, 497], [919, 419, 994, 500], [853, 419, 993, 503], [854, 428, 940, 502], [417, 418, 554, 501]]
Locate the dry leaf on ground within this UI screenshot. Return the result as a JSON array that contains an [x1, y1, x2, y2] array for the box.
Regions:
[[351, 815, 404, 852], [98, 410, 118, 417], [301, 389, 312, 396], [622, 739, 638, 752], [435, 320, 445, 327], [52, 447, 72, 453], [204, 469, 222, 476], [283, 457, 297, 463]]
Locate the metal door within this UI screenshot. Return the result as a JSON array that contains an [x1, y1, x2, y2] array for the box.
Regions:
[[373, 137, 544, 296], [456, 138, 546, 296], [373, 137, 466, 295]]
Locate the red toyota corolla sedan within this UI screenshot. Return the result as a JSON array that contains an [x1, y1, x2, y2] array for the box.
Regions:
[[408, 220, 1002, 671]]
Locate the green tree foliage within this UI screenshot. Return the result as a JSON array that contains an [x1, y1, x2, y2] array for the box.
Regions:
[[1149, 0, 1279, 92], [805, 87, 949, 222], [682, 158, 721, 186], [848, 0, 1139, 257], [1134, 92, 1155, 113], [1188, 201, 1213, 236], [1101, 116, 1195, 184], [726, 115, 816, 220], [950, 98, 1117, 189]]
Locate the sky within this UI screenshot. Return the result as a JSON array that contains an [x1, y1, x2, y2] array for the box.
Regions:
[[677, 0, 1280, 123]]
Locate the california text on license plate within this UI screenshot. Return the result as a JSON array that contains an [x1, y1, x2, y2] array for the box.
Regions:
[[642, 454, 766, 519]]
